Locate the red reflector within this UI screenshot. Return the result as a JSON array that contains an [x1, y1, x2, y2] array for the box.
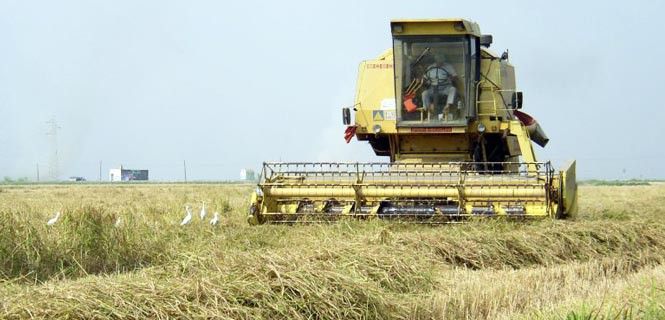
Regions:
[[344, 126, 357, 143]]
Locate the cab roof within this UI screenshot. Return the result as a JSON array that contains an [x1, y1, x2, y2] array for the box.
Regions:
[[390, 18, 481, 37]]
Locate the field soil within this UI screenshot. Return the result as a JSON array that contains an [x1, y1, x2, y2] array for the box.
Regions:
[[1, 183, 664, 319]]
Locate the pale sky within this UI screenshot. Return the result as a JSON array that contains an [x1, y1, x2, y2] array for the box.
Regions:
[[1, 0, 664, 180]]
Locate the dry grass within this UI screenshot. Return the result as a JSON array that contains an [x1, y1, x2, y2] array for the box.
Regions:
[[1, 183, 664, 319]]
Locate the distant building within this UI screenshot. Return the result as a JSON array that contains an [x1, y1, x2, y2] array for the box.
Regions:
[[240, 169, 256, 181], [109, 166, 149, 182]]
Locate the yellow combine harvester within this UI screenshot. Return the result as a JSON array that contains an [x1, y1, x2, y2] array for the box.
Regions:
[[248, 19, 577, 224]]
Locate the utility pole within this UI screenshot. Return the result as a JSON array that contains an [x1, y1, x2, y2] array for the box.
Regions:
[[99, 161, 102, 181], [36, 163, 40, 182], [45, 118, 61, 181], [183, 160, 188, 183]]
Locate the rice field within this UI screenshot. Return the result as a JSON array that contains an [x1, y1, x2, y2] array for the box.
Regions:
[[1, 183, 664, 319]]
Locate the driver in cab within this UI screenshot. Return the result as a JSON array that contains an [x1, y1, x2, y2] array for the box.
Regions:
[[421, 54, 459, 120]]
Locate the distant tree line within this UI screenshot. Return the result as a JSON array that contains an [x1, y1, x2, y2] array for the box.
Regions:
[[3, 176, 30, 183]]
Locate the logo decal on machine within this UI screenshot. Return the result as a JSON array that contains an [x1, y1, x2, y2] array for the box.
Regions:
[[380, 98, 396, 120], [411, 127, 453, 133], [380, 98, 396, 110], [372, 110, 385, 121], [366, 63, 393, 69]]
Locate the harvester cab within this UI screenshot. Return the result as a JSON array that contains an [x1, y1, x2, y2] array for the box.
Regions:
[[395, 24, 475, 126], [248, 19, 578, 224]]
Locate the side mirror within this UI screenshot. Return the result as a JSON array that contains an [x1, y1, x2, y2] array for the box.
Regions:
[[342, 107, 351, 125], [480, 34, 493, 48], [511, 92, 523, 109]]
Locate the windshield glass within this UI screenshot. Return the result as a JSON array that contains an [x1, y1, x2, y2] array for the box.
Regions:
[[393, 36, 475, 126]]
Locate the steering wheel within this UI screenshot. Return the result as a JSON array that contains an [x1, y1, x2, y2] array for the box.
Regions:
[[423, 66, 451, 86]]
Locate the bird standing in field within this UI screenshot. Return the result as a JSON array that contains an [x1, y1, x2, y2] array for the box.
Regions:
[[199, 201, 207, 220], [47, 211, 61, 226], [180, 206, 193, 226], [209, 212, 220, 226]]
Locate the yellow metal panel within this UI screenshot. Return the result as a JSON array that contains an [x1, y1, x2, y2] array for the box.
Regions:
[[509, 120, 537, 164], [354, 52, 397, 133], [398, 135, 468, 154], [561, 160, 578, 216]]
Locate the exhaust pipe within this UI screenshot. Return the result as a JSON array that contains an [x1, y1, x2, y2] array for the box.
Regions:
[[513, 110, 549, 147]]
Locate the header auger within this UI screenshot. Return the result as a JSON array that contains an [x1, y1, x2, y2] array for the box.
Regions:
[[248, 19, 577, 224]]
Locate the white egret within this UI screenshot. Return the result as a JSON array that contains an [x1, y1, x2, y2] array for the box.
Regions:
[[209, 212, 220, 226], [180, 206, 193, 226], [47, 211, 61, 226], [199, 201, 207, 220]]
